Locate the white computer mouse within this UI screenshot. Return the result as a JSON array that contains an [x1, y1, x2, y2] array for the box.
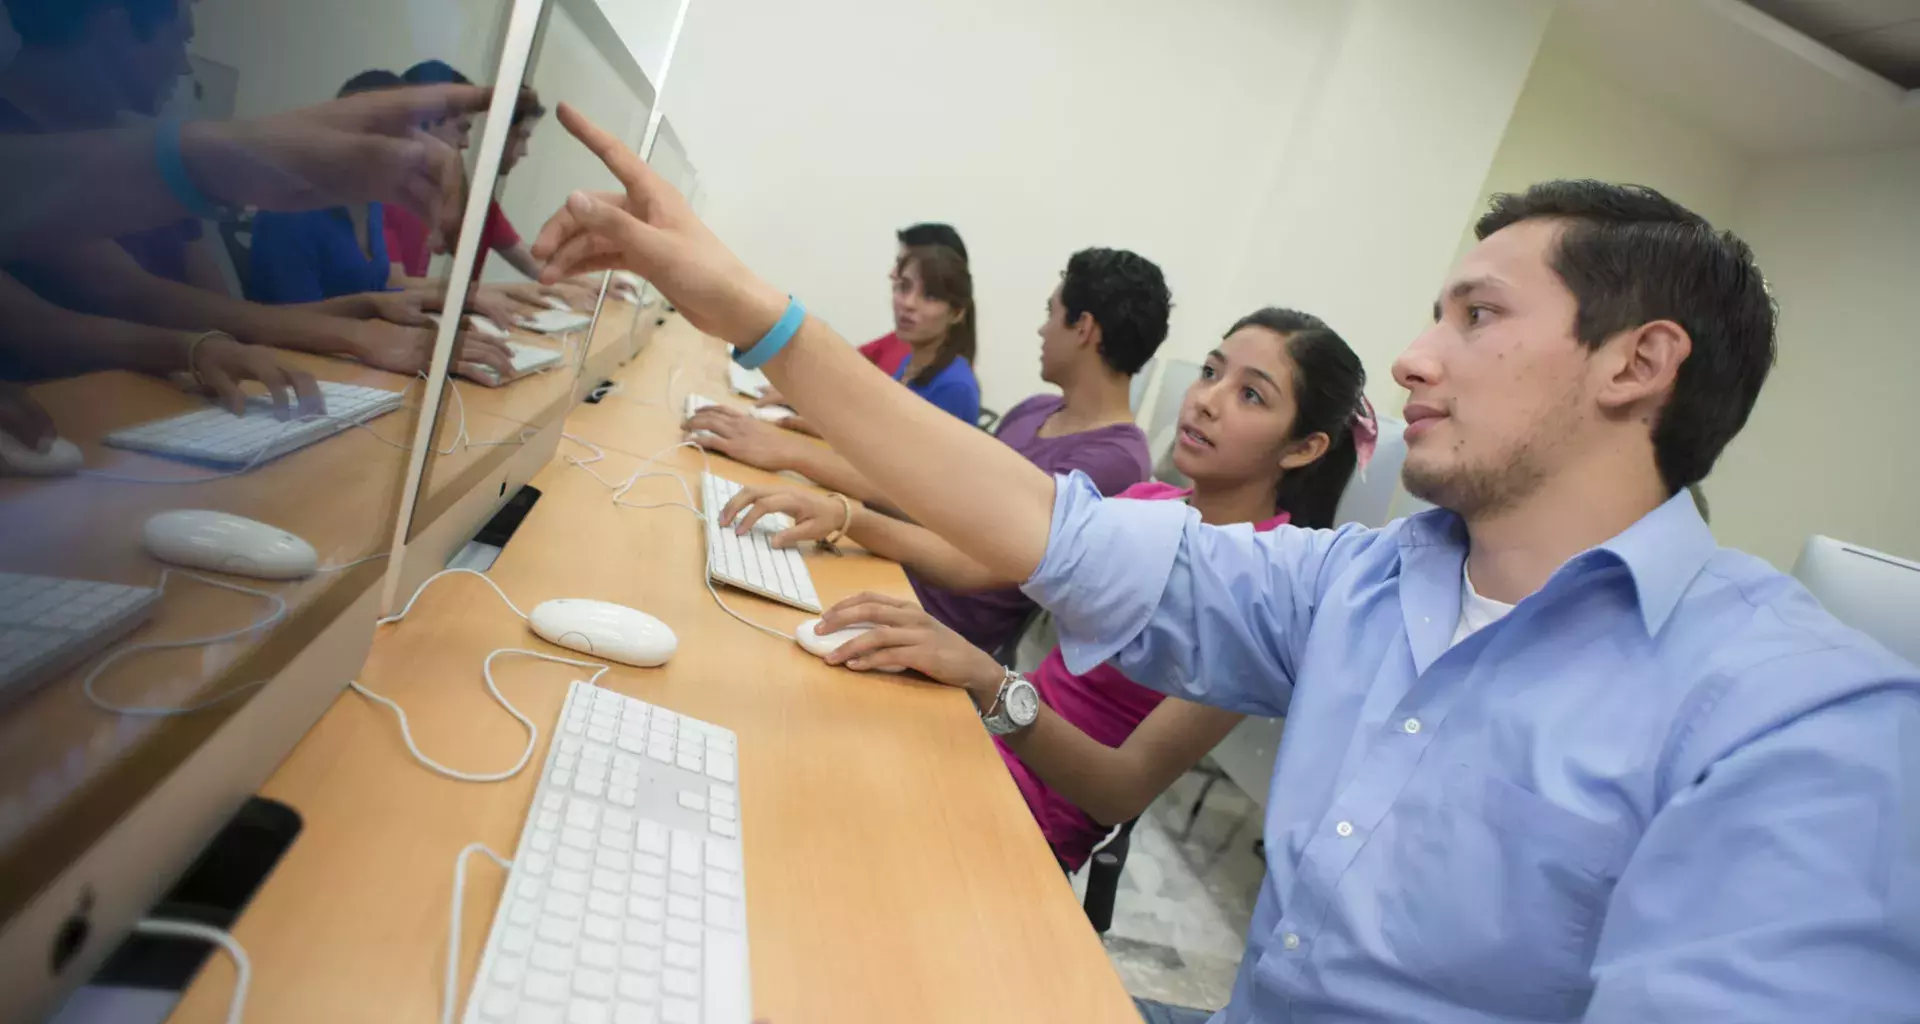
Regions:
[[795, 618, 903, 672], [143, 510, 319, 580], [530, 598, 677, 667], [0, 433, 82, 476], [750, 405, 797, 423]]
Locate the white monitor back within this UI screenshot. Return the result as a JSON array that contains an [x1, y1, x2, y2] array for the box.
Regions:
[[1791, 536, 1920, 666]]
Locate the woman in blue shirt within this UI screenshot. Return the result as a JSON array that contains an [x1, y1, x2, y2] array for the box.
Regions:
[[246, 70, 400, 306], [888, 244, 979, 424]]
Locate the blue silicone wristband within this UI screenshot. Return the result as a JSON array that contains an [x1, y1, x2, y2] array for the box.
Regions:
[[733, 296, 805, 370], [155, 119, 229, 220]]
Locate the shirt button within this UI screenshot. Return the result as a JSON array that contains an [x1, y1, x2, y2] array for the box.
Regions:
[[1335, 820, 1354, 838], [1403, 717, 1422, 734], [1282, 932, 1301, 951]]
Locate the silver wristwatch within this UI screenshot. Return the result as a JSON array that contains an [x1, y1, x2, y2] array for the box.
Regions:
[[981, 667, 1040, 736]]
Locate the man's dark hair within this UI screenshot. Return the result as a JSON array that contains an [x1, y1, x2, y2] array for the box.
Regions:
[[338, 69, 404, 99], [1227, 308, 1367, 530], [8, 0, 178, 47], [896, 223, 967, 262], [1475, 180, 1775, 493], [402, 60, 472, 86], [1060, 248, 1171, 376]]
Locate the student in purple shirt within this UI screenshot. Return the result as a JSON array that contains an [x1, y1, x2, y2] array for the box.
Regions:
[[688, 247, 1167, 655]]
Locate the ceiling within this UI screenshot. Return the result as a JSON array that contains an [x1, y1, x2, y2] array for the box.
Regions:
[[1551, 0, 1920, 156], [1744, 0, 1920, 88]]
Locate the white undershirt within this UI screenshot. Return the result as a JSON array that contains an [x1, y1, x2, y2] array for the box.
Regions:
[[1450, 564, 1516, 648]]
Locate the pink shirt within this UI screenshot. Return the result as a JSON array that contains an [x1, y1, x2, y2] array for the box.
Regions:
[[995, 481, 1290, 870]]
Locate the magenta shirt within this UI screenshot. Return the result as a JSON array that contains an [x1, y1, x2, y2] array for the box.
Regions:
[[910, 395, 1150, 654], [996, 481, 1290, 870]]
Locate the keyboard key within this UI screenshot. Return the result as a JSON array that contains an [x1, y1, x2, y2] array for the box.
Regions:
[[676, 792, 707, 813], [669, 833, 699, 875], [706, 896, 743, 931], [574, 967, 615, 999], [668, 874, 700, 899], [662, 969, 699, 998], [583, 913, 620, 943], [705, 843, 742, 872], [666, 919, 701, 946], [707, 753, 737, 783], [632, 873, 667, 899], [625, 920, 664, 949], [661, 998, 699, 1024], [567, 1001, 610, 1024], [592, 868, 626, 893], [523, 852, 552, 876], [511, 900, 539, 926], [587, 891, 623, 917], [536, 918, 578, 945], [613, 1004, 657, 1024], [532, 942, 573, 973], [559, 847, 592, 873], [545, 891, 586, 919], [664, 942, 700, 970], [562, 827, 594, 851], [635, 822, 668, 857], [493, 957, 527, 986], [623, 943, 664, 973], [710, 818, 739, 839], [618, 973, 660, 1002], [525, 968, 570, 1004], [567, 802, 600, 829], [579, 940, 617, 970], [542, 791, 566, 811], [706, 870, 743, 899], [629, 897, 664, 921], [667, 895, 700, 921], [501, 927, 534, 954], [552, 869, 589, 895], [481, 986, 516, 1019]]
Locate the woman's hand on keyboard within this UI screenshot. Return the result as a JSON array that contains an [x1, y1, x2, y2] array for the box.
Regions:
[[349, 320, 513, 380], [819, 592, 1004, 703], [682, 406, 801, 473], [717, 485, 844, 548], [190, 335, 325, 419]]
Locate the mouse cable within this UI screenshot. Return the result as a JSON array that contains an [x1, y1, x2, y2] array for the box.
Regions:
[[350, 649, 609, 783], [354, 567, 610, 782], [134, 918, 250, 1024], [445, 842, 513, 1024], [560, 435, 796, 644], [83, 569, 288, 718]]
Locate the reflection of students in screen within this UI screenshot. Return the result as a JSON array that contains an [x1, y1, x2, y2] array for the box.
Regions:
[[0, 0, 226, 295], [244, 71, 401, 304], [384, 62, 545, 284]]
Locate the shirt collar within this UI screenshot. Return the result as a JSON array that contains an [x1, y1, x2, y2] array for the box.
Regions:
[[1594, 488, 1717, 636], [1398, 488, 1715, 637]]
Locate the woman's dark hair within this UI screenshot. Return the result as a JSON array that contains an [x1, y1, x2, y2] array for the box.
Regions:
[[895, 245, 976, 388], [897, 223, 966, 262], [1226, 307, 1366, 530], [338, 69, 403, 99]]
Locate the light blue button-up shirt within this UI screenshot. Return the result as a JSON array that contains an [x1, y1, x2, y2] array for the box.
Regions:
[[1024, 474, 1920, 1022]]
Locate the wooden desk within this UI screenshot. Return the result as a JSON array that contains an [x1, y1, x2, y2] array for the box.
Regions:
[[168, 318, 1138, 1022]]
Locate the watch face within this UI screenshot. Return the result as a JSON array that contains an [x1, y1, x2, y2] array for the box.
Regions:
[[1007, 681, 1041, 725]]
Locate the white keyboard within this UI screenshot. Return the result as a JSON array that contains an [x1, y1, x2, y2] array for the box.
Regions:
[[699, 473, 819, 613], [521, 309, 595, 334], [104, 381, 404, 468], [0, 572, 159, 706], [463, 681, 750, 1024], [725, 365, 767, 400]]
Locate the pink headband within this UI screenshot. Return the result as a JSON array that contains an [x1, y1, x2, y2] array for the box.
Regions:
[[1352, 396, 1379, 473]]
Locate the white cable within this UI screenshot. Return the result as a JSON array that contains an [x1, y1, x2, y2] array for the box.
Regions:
[[349, 649, 609, 782], [379, 567, 532, 626], [134, 918, 249, 1024], [564, 434, 795, 642], [83, 569, 288, 717], [313, 552, 390, 575], [446, 843, 512, 1024]]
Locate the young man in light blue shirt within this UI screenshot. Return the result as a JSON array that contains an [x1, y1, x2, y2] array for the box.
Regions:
[[538, 107, 1920, 1023]]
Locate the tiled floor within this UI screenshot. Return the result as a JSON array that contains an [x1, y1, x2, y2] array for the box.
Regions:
[[1074, 768, 1266, 1014]]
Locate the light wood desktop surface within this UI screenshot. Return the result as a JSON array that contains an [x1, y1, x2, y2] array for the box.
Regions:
[[167, 319, 1139, 1022]]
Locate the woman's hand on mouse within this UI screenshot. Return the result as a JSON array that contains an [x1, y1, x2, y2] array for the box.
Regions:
[[819, 592, 1003, 703], [715, 484, 850, 548]]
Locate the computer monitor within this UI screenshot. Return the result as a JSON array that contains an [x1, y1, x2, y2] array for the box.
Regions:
[[1791, 536, 1920, 666], [0, 0, 533, 1016], [388, 0, 664, 605]]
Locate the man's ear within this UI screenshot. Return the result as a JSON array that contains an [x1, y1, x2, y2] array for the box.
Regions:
[[1074, 311, 1100, 352], [1598, 319, 1691, 418]]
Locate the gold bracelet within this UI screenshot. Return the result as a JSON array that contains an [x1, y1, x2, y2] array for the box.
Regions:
[[184, 330, 230, 388], [820, 492, 856, 550]]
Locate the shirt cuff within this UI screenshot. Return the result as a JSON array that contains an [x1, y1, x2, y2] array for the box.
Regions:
[[1022, 471, 1190, 675]]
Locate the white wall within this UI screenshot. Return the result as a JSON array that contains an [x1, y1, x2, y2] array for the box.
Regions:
[[666, 0, 1345, 412], [1222, 0, 1554, 415], [1468, 32, 1752, 253], [1711, 145, 1920, 568]]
